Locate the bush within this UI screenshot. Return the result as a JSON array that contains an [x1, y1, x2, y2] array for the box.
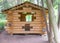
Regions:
[[0, 22, 5, 32]]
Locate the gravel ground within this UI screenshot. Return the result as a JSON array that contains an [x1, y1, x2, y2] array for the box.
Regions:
[[0, 31, 48, 43]]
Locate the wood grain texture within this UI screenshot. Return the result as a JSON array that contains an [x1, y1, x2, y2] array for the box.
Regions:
[[3, 2, 47, 35]]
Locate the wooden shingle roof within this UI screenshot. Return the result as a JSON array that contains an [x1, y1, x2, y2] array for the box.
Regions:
[[2, 1, 48, 12]]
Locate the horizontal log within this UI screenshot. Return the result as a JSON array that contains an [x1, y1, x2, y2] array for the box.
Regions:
[[13, 14, 20, 17], [8, 21, 45, 24], [13, 26, 42, 28], [6, 29, 44, 34], [5, 27, 43, 30], [13, 28, 42, 31], [6, 28, 43, 31], [30, 29, 42, 30], [12, 30, 44, 34], [13, 24, 42, 27], [7, 19, 45, 22]]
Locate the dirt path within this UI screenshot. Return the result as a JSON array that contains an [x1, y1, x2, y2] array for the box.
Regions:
[[0, 31, 48, 43]]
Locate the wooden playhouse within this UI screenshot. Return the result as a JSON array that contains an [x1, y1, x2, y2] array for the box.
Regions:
[[2, 2, 48, 35]]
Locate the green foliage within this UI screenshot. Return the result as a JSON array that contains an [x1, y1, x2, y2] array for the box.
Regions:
[[0, 20, 7, 32], [0, 13, 6, 31], [0, 21, 5, 32], [0, 22, 5, 27], [0, 0, 3, 2], [0, 13, 6, 20], [24, 0, 30, 1]]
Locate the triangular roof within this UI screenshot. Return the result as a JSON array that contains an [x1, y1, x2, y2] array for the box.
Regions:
[[2, 1, 48, 12]]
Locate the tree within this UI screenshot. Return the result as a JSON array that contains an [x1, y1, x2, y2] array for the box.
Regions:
[[58, 1, 60, 29], [30, 0, 34, 3], [37, 0, 39, 5], [46, 0, 59, 43], [2, 0, 10, 9], [0, 13, 6, 32], [17, 0, 21, 4], [41, 0, 53, 43]]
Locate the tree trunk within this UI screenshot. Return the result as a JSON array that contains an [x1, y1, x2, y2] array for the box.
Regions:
[[49, 19, 54, 43], [41, 0, 51, 43], [30, 0, 34, 3], [17, 0, 22, 4], [46, 0, 59, 43], [58, 3, 60, 29], [49, 0, 55, 43], [37, 0, 39, 5], [2, 0, 10, 9]]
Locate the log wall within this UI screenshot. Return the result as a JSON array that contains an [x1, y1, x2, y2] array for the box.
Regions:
[[5, 5, 46, 35]]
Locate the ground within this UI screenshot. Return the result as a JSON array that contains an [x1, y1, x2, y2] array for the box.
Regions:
[[0, 31, 48, 43]]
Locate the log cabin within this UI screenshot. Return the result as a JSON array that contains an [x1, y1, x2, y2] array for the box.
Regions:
[[2, 2, 48, 35]]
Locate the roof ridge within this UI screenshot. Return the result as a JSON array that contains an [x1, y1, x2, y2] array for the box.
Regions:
[[2, 1, 48, 12]]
